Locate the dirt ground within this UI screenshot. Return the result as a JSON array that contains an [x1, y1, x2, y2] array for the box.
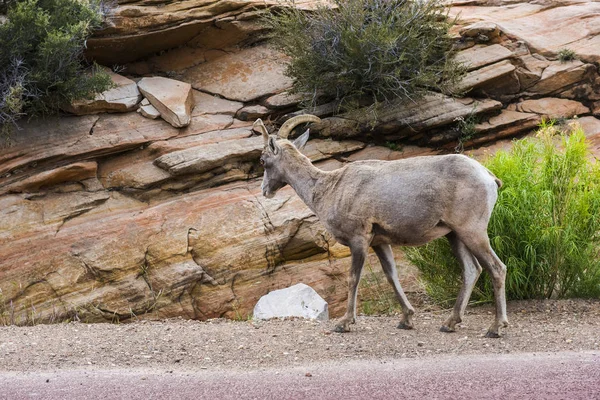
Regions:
[[0, 299, 598, 372]]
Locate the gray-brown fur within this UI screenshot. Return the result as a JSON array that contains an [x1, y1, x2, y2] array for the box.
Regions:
[[254, 116, 509, 337]]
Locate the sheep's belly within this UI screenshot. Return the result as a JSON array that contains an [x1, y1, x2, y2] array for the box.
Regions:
[[371, 222, 452, 247]]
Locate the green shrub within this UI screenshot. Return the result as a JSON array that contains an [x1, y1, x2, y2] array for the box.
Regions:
[[407, 121, 600, 306], [262, 0, 465, 108], [557, 48, 577, 63], [0, 0, 113, 139]]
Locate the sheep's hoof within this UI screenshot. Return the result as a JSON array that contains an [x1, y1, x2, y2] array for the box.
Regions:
[[439, 325, 455, 333], [333, 325, 349, 333], [397, 322, 414, 330], [485, 330, 501, 339]]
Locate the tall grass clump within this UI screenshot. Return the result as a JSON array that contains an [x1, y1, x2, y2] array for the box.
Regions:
[[407, 121, 600, 306], [0, 0, 113, 141], [262, 0, 465, 109]]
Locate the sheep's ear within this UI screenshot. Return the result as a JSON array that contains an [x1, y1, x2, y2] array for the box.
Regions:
[[268, 136, 279, 155], [292, 129, 310, 150]]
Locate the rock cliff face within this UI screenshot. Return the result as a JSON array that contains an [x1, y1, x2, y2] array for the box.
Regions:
[[1, 0, 600, 324], [86, 0, 325, 64]]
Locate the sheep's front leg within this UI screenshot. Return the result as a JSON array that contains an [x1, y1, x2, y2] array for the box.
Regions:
[[334, 244, 367, 333], [372, 244, 415, 329]]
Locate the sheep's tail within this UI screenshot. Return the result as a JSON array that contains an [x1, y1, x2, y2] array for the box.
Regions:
[[486, 169, 503, 188]]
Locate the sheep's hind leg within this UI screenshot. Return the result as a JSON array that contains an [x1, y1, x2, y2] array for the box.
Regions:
[[460, 232, 509, 338], [372, 244, 415, 329], [440, 232, 482, 333], [334, 243, 367, 333]]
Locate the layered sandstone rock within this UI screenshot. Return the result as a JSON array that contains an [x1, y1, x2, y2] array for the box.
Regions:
[[2, 0, 600, 326], [182, 46, 294, 103], [86, 0, 329, 64], [508, 98, 590, 120]]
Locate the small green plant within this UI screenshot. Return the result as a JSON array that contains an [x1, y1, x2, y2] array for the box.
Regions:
[[454, 106, 479, 152], [0, 0, 113, 140], [358, 257, 402, 315], [263, 0, 465, 109], [407, 121, 600, 306], [230, 297, 251, 321], [384, 141, 403, 152], [558, 48, 577, 63]]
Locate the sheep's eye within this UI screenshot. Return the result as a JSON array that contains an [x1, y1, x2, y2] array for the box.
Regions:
[[260, 157, 265, 166]]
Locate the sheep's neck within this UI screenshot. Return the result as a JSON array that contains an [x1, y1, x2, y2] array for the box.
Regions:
[[282, 153, 326, 214]]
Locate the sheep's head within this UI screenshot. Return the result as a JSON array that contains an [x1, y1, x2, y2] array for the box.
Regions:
[[253, 115, 321, 198]]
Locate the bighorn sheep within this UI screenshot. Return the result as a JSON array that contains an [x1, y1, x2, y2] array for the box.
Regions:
[[253, 115, 509, 338]]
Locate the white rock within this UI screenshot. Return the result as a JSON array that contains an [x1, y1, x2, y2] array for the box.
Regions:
[[137, 101, 161, 120], [253, 283, 328, 321], [63, 69, 142, 115], [137, 77, 194, 128]]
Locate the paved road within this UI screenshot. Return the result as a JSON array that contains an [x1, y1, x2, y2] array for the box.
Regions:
[[0, 352, 598, 400]]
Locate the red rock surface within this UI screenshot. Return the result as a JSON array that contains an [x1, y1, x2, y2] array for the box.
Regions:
[[1, 0, 600, 325]]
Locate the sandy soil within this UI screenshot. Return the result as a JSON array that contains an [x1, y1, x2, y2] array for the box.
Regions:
[[0, 299, 598, 373]]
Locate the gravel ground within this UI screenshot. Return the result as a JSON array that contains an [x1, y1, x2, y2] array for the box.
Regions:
[[0, 299, 598, 372]]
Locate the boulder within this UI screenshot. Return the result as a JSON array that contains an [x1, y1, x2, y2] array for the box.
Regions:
[[63, 70, 142, 115], [137, 77, 194, 128], [182, 46, 294, 102], [253, 283, 329, 321]]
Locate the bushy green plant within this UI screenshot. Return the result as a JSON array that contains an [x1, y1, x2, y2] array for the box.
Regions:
[[407, 121, 600, 306], [0, 0, 112, 139], [453, 107, 479, 152], [263, 0, 465, 108], [557, 48, 577, 63]]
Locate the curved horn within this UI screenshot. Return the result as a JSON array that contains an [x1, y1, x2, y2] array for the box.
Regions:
[[278, 115, 321, 139], [253, 118, 270, 146]]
